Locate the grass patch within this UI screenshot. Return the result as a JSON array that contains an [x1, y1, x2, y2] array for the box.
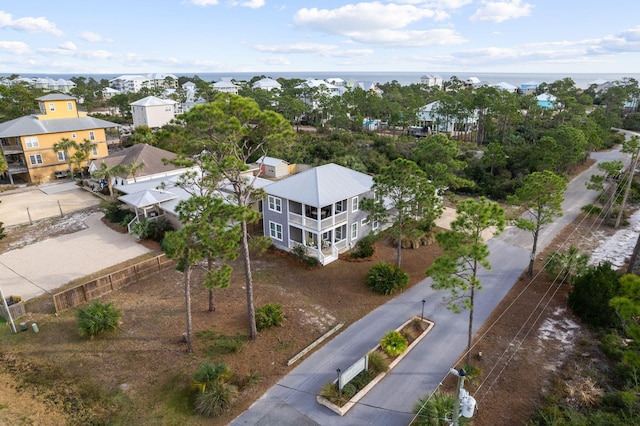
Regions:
[[197, 329, 248, 356]]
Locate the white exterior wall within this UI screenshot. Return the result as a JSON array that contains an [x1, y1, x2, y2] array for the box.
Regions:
[[131, 104, 175, 128]]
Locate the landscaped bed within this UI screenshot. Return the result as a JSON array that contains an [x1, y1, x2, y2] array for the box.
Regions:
[[317, 316, 435, 416]]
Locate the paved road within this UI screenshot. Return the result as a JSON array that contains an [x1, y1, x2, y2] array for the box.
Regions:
[[230, 145, 631, 425]]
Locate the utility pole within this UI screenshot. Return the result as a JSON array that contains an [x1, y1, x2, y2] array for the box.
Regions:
[[450, 367, 466, 426], [616, 137, 640, 229], [0, 284, 17, 334]]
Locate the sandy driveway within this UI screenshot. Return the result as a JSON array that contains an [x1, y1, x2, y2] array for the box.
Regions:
[[0, 182, 100, 227], [0, 212, 151, 301]]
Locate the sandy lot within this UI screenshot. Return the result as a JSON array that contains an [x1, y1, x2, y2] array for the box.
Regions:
[[0, 183, 100, 227]]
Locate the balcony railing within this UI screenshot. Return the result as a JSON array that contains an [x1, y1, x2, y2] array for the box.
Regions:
[[288, 210, 348, 231], [1, 145, 24, 154]]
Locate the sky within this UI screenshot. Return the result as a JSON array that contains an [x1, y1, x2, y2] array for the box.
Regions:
[[0, 0, 639, 76]]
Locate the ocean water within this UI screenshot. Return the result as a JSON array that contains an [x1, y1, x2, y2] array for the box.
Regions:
[[4, 71, 639, 89]]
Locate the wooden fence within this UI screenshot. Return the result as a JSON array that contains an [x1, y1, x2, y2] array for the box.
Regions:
[[52, 254, 174, 313], [0, 301, 26, 321]]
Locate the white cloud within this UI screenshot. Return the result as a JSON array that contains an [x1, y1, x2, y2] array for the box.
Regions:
[[229, 0, 265, 8], [0, 11, 62, 35], [345, 28, 466, 46], [0, 41, 30, 55], [393, 0, 472, 8], [254, 42, 374, 58], [262, 56, 290, 65], [189, 0, 219, 6], [80, 31, 110, 42], [294, 3, 448, 35], [39, 47, 113, 60], [59, 41, 76, 51], [470, 0, 533, 23]]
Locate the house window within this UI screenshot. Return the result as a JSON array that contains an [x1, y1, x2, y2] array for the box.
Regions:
[[335, 224, 346, 241], [372, 220, 379, 230], [361, 218, 368, 227], [352, 196, 359, 212], [91, 146, 98, 156], [335, 199, 347, 213], [67, 102, 73, 111], [57, 151, 65, 161], [29, 154, 43, 165], [268, 195, 282, 213], [269, 221, 283, 241], [351, 222, 358, 239], [89, 131, 95, 141], [71, 133, 76, 139], [25, 136, 39, 148], [48, 103, 55, 112]]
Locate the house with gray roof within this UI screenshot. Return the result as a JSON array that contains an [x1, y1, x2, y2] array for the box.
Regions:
[[262, 163, 381, 265], [0, 94, 118, 184], [252, 78, 281, 91], [213, 80, 240, 95]]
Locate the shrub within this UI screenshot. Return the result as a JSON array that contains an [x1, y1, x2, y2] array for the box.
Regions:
[[146, 219, 174, 242], [366, 261, 409, 295], [581, 204, 603, 216], [367, 350, 390, 375], [291, 244, 307, 262], [77, 300, 122, 338], [413, 392, 469, 426], [379, 330, 408, 357], [305, 256, 320, 267], [255, 303, 283, 331], [568, 262, 621, 329], [319, 382, 342, 405], [600, 333, 625, 361], [193, 362, 231, 389], [349, 370, 372, 390], [102, 200, 130, 223], [350, 235, 376, 259], [341, 383, 357, 399], [194, 382, 239, 417]]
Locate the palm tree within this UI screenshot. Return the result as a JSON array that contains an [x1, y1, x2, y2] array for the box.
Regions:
[[126, 160, 145, 182], [53, 137, 79, 179], [91, 162, 124, 198]]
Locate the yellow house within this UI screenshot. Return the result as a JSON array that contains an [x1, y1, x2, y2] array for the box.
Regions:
[[0, 94, 120, 184]]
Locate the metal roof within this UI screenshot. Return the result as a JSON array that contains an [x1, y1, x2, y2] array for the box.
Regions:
[[129, 96, 176, 107], [36, 94, 77, 101], [265, 163, 372, 207], [0, 115, 119, 138]]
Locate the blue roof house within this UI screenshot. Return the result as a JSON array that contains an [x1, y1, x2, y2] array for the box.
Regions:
[[536, 93, 557, 109]]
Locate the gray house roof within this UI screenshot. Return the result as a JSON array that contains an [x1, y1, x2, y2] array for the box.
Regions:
[[265, 163, 373, 207], [0, 115, 119, 138], [130, 96, 176, 107], [36, 94, 76, 101]]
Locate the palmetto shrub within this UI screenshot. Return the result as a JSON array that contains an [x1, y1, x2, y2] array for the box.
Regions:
[[413, 392, 469, 425], [76, 300, 121, 338], [194, 382, 239, 417], [192, 362, 238, 417], [379, 330, 408, 357], [366, 261, 409, 295], [255, 302, 283, 331]]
